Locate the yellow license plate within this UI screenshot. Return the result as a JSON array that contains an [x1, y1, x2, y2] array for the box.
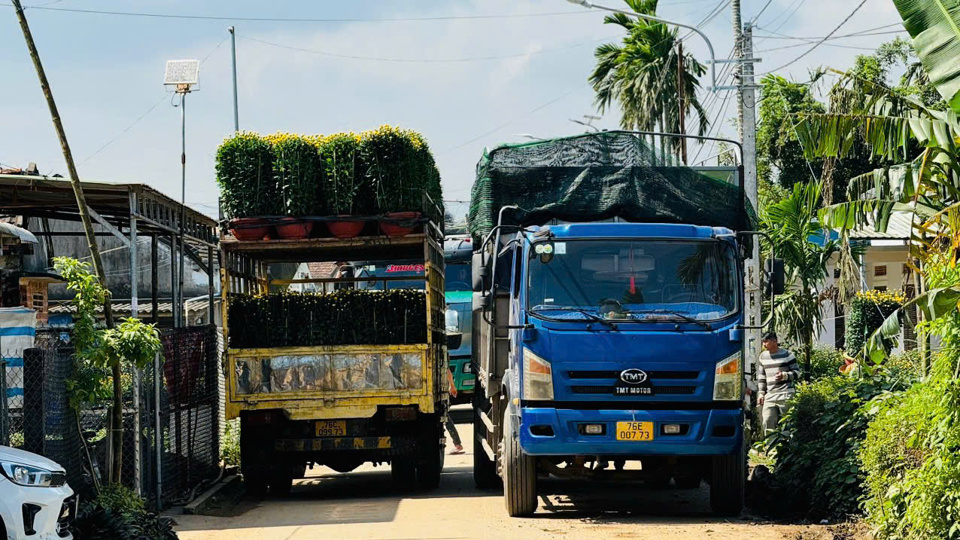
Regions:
[[315, 421, 346, 437], [615, 421, 655, 441]]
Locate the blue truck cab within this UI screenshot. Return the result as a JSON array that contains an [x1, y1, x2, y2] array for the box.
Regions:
[[468, 132, 769, 517]]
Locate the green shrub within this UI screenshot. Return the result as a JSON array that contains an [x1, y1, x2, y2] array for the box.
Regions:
[[227, 289, 428, 349], [222, 418, 240, 467], [809, 347, 845, 380], [216, 132, 281, 219], [845, 289, 905, 359], [766, 368, 916, 519], [267, 133, 324, 216], [73, 484, 176, 540]]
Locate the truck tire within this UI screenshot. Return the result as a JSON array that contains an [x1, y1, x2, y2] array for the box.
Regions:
[[473, 394, 500, 489], [270, 473, 293, 496], [502, 410, 537, 517], [710, 444, 745, 516], [391, 458, 417, 491], [417, 423, 444, 490], [244, 473, 268, 497]]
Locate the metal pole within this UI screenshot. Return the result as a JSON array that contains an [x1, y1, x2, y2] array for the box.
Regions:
[[171, 234, 179, 328], [741, 23, 761, 376], [154, 351, 162, 511], [129, 193, 141, 495], [229, 26, 239, 132], [677, 42, 687, 164], [151, 235, 159, 324], [179, 93, 187, 328], [207, 246, 215, 325]]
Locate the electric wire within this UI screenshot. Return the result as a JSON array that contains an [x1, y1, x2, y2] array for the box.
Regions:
[[79, 36, 228, 166], [760, 0, 869, 75], [2, 4, 600, 23], [239, 34, 613, 64]]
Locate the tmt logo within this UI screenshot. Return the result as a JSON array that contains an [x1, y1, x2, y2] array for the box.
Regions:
[[619, 369, 649, 385]]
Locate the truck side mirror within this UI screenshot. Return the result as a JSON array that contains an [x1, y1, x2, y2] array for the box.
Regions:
[[446, 333, 463, 350], [765, 258, 785, 295], [473, 291, 491, 311], [472, 252, 489, 292]]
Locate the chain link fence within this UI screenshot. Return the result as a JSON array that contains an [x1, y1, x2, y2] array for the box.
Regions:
[[0, 326, 223, 508]]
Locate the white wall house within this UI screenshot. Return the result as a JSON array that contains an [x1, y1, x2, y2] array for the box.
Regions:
[[817, 213, 919, 354]]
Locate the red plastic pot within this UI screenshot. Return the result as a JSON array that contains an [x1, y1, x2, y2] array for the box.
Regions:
[[275, 217, 314, 239], [379, 211, 422, 237], [229, 218, 271, 241], [327, 217, 366, 239]]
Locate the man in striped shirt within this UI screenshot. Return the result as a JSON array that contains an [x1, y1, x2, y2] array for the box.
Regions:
[[758, 332, 801, 434]]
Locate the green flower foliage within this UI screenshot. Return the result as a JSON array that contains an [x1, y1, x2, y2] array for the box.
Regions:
[[846, 289, 905, 359], [267, 133, 324, 216], [215, 127, 442, 219], [766, 367, 917, 519], [216, 132, 281, 219], [227, 289, 428, 349]]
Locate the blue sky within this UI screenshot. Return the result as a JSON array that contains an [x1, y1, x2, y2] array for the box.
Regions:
[[0, 0, 904, 220]]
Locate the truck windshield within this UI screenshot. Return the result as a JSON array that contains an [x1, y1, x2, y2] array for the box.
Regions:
[[527, 240, 738, 322], [445, 263, 471, 292]]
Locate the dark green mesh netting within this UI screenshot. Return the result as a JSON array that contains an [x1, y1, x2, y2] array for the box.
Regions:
[[468, 131, 757, 241]]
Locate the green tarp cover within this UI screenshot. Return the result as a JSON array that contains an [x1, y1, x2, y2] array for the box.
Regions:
[[468, 131, 756, 241]]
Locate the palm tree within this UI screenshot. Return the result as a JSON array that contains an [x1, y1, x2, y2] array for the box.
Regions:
[[588, 0, 708, 159], [762, 181, 841, 375]]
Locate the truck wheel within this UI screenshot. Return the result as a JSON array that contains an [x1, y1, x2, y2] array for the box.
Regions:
[[502, 410, 537, 517], [417, 423, 444, 490], [270, 473, 293, 496], [473, 396, 500, 489], [244, 473, 268, 497], [710, 444, 745, 516], [391, 458, 417, 491]]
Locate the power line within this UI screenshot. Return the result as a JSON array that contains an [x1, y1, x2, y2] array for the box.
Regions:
[[4, 4, 599, 23], [239, 34, 612, 64], [751, 0, 775, 24], [757, 41, 876, 53], [79, 36, 228, 166], [761, 0, 868, 75], [760, 0, 807, 38], [755, 22, 903, 40], [440, 83, 589, 155]]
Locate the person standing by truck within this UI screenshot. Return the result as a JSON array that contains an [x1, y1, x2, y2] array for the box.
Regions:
[[757, 332, 801, 435], [446, 369, 464, 455]]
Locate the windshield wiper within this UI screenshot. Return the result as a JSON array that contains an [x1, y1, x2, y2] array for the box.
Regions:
[[530, 306, 617, 328], [630, 309, 712, 329]]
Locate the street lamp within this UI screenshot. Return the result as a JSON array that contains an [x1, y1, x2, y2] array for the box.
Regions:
[[163, 59, 199, 328], [565, 0, 722, 91]]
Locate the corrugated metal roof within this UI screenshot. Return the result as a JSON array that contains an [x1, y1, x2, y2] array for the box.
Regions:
[[848, 212, 912, 240], [49, 298, 215, 315]]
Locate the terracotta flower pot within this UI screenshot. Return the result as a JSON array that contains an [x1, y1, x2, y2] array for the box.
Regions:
[[327, 216, 366, 239], [229, 218, 272, 241], [275, 217, 313, 239], [380, 211, 422, 237]]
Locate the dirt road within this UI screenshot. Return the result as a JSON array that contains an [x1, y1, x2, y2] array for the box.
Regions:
[[174, 411, 842, 540]]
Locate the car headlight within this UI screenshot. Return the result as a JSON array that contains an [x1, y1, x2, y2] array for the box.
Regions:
[[445, 308, 460, 333], [523, 348, 554, 400], [713, 352, 742, 401], [0, 462, 58, 487]]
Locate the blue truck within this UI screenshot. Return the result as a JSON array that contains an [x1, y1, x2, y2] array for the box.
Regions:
[[468, 131, 778, 516]]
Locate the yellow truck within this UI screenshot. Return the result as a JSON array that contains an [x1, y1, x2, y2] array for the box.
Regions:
[[221, 218, 448, 493]]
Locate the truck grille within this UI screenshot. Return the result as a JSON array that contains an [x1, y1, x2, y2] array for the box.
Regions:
[[571, 385, 697, 395], [563, 369, 706, 401]]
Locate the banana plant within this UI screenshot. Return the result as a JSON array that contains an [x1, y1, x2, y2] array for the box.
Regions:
[[894, 0, 960, 114]]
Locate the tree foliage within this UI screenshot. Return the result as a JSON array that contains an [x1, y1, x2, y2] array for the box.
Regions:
[[589, 0, 708, 153]]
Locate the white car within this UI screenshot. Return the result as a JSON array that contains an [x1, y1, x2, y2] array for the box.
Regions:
[[0, 446, 76, 540]]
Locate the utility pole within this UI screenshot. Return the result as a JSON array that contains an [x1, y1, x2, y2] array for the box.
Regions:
[[12, 0, 123, 484], [677, 42, 687, 164], [732, 0, 744, 142], [741, 23, 761, 382]]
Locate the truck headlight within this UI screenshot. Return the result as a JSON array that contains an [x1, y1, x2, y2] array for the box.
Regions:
[[523, 349, 554, 400], [0, 462, 58, 487], [713, 352, 742, 401]]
